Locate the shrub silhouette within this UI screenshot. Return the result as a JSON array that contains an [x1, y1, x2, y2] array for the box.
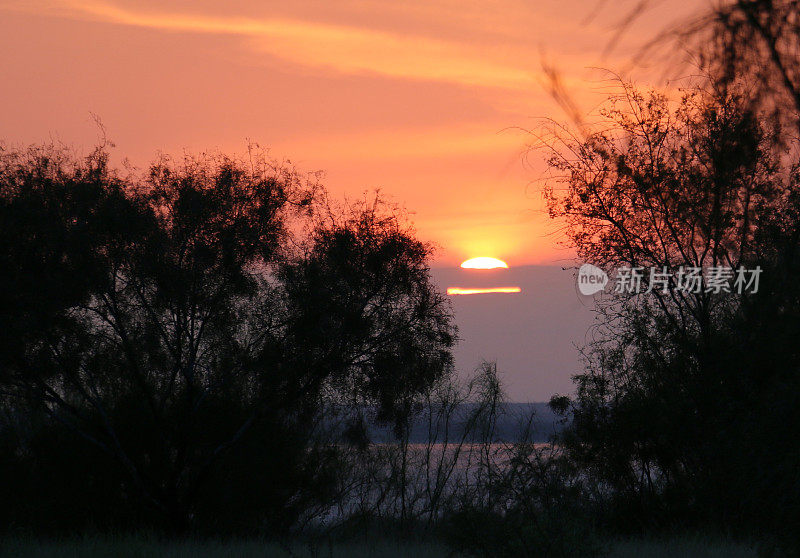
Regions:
[[541, 78, 800, 548], [0, 144, 455, 535]]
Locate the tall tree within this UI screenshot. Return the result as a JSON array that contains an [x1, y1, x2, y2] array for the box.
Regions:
[[0, 144, 455, 533], [543, 81, 800, 538]]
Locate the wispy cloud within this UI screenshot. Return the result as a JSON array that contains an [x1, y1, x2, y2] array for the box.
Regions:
[[280, 123, 529, 162], [16, 0, 539, 89]]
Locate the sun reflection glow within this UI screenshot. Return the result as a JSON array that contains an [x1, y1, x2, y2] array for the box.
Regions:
[[447, 287, 521, 296]]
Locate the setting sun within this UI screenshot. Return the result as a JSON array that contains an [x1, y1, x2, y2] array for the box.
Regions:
[[460, 257, 509, 269]]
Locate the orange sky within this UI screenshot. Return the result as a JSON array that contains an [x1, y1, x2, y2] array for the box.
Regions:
[[0, 0, 701, 266]]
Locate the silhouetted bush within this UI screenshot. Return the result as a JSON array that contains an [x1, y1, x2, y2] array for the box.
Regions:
[[0, 143, 455, 535], [541, 76, 800, 551]]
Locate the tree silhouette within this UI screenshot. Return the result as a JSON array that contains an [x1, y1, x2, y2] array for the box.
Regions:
[[0, 144, 455, 533], [543, 79, 800, 543], [631, 0, 800, 130]]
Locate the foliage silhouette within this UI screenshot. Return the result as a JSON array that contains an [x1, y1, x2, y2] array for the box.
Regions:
[[0, 144, 455, 535], [541, 76, 800, 549]]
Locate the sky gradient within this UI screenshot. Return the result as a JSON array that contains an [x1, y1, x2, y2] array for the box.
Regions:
[[0, 0, 701, 266], [0, 0, 703, 399]]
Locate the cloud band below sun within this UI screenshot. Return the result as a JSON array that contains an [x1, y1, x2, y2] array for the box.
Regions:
[[447, 286, 521, 295]]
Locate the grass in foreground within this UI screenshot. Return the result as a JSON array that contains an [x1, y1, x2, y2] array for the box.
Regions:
[[608, 534, 758, 558], [0, 533, 759, 557], [0, 536, 448, 558]]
